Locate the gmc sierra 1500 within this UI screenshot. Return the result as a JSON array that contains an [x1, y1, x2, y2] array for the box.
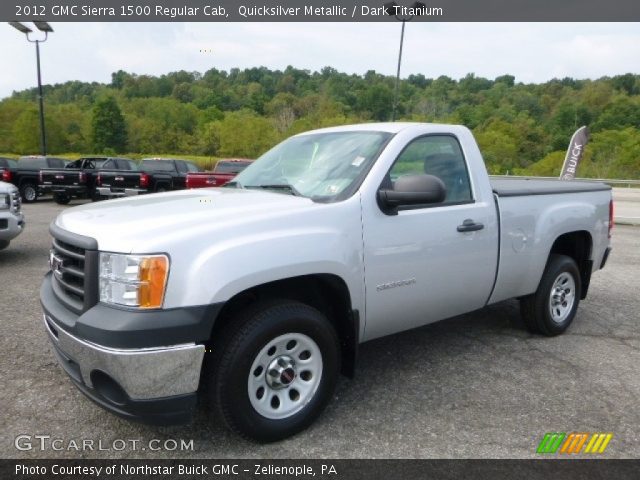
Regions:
[[40, 123, 612, 442]]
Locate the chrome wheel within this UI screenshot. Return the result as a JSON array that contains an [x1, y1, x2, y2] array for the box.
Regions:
[[549, 272, 575, 324], [22, 185, 36, 202], [248, 332, 323, 420]]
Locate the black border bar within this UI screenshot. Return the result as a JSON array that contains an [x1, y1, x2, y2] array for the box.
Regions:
[[4, 0, 640, 22], [3, 459, 640, 480]]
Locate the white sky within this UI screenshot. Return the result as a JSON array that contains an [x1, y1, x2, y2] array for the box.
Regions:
[[1, 22, 639, 99]]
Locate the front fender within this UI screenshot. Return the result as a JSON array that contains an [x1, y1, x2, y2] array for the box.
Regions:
[[161, 196, 366, 322]]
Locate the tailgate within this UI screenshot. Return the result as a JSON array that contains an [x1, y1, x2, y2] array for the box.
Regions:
[[186, 172, 233, 188], [41, 170, 79, 186], [99, 171, 141, 190]]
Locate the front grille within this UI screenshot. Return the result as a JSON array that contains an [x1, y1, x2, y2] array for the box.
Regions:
[[50, 233, 98, 313]]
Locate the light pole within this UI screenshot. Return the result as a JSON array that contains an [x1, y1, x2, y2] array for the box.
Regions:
[[385, 2, 424, 121], [9, 21, 54, 156]]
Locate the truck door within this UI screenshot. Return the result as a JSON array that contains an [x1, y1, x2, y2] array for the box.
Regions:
[[361, 134, 499, 341]]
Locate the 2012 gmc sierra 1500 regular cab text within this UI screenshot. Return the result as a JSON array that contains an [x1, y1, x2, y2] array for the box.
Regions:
[[40, 123, 613, 442]]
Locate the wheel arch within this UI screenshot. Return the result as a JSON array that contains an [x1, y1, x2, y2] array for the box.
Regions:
[[547, 230, 593, 299], [209, 274, 359, 378]]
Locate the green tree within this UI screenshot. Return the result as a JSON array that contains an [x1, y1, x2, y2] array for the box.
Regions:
[[91, 96, 127, 153]]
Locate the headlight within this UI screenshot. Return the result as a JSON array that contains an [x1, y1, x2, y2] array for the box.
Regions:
[[99, 253, 169, 309]]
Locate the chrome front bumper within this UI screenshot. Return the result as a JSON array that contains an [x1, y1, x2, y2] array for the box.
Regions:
[[43, 314, 205, 400]]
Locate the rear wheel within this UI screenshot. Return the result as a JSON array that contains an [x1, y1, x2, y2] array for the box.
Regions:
[[520, 254, 581, 336], [53, 193, 71, 205], [20, 183, 37, 203], [206, 300, 340, 442], [0, 240, 9, 250]]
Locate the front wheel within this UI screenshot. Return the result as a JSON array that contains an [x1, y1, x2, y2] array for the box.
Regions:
[[206, 300, 340, 442], [0, 240, 9, 250], [520, 254, 581, 336]]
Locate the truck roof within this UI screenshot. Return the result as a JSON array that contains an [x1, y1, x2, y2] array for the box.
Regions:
[[298, 122, 469, 136]]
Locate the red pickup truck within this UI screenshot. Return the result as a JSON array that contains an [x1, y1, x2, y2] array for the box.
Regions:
[[186, 159, 252, 189]]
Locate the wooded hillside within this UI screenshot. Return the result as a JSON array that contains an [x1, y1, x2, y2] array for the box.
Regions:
[[1, 67, 638, 178]]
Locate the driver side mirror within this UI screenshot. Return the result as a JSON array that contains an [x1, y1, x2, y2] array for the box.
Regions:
[[378, 174, 446, 215]]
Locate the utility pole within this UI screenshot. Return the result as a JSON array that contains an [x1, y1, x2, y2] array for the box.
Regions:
[[385, 2, 425, 121], [9, 21, 54, 156]]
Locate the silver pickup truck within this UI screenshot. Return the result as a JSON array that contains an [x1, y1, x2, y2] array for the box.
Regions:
[[0, 181, 24, 250], [40, 123, 612, 442]]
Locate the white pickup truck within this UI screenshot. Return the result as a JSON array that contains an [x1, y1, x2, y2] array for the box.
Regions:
[[41, 123, 613, 442]]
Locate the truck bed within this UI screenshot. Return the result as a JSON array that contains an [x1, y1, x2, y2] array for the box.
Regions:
[[490, 178, 611, 197], [488, 178, 612, 306]]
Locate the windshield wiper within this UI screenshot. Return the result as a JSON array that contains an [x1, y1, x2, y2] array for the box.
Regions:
[[245, 184, 303, 197]]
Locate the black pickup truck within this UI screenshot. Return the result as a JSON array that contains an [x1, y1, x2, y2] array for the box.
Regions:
[[40, 156, 139, 204], [139, 158, 202, 192], [4, 156, 68, 202], [95, 158, 148, 200]]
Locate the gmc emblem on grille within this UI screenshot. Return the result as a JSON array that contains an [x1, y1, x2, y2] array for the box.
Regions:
[[49, 250, 64, 278]]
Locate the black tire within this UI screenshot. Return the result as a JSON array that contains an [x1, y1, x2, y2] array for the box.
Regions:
[[20, 183, 37, 203], [520, 254, 581, 336], [53, 193, 71, 205], [91, 190, 104, 202], [0, 240, 9, 250], [155, 185, 168, 193], [206, 300, 340, 442]]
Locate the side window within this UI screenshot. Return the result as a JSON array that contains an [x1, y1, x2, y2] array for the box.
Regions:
[[389, 135, 472, 204], [176, 161, 188, 173]]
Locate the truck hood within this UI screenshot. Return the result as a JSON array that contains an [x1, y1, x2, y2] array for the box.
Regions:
[[55, 188, 316, 252]]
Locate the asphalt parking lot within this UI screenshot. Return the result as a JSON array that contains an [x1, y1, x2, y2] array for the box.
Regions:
[[1, 199, 638, 459]]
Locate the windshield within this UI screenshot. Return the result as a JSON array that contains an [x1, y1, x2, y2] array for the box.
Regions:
[[232, 131, 391, 200]]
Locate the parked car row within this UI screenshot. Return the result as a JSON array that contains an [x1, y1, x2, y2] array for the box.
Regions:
[[0, 155, 253, 204]]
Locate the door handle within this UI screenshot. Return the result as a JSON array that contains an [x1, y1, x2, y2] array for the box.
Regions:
[[457, 219, 484, 232]]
